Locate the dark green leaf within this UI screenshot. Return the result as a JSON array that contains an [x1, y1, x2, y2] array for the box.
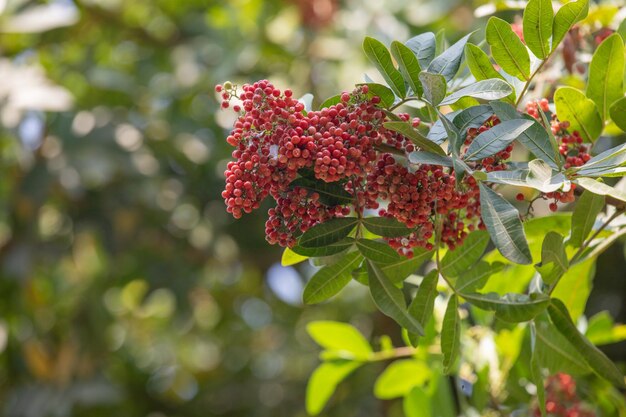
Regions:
[[464, 119, 533, 161], [554, 87, 602, 142], [289, 177, 352, 206], [586, 34, 625, 121], [552, 0, 589, 49], [439, 79, 513, 106], [367, 260, 424, 334], [291, 238, 355, 257], [455, 261, 504, 292], [441, 295, 460, 374], [534, 232, 568, 285], [523, 0, 554, 59], [378, 247, 434, 283], [405, 32, 437, 68], [427, 33, 474, 82], [548, 298, 626, 388], [362, 216, 411, 238], [391, 41, 423, 97], [427, 111, 459, 144], [462, 292, 550, 322], [440, 230, 490, 277], [439, 109, 462, 155], [356, 239, 403, 264], [408, 151, 453, 167], [452, 104, 494, 136], [383, 121, 447, 156], [419, 71, 447, 106], [570, 190, 604, 247], [303, 251, 363, 304], [535, 314, 592, 375], [306, 361, 362, 415], [610, 96, 626, 131], [407, 269, 439, 345], [299, 217, 358, 248], [363, 37, 406, 98], [575, 142, 626, 177], [479, 183, 532, 264], [486, 17, 531, 81]]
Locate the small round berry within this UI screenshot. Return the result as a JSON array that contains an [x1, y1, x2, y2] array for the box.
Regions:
[[516, 193, 525, 201], [549, 203, 558, 212], [215, 84, 223, 92]]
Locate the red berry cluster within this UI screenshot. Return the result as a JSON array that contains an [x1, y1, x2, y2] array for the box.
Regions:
[[363, 154, 483, 256], [532, 373, 596, 417], [524, 100, 588, 211], [219, 79, 498, 253], [463, 115, 513, 172], [265, 187, 349, 247]]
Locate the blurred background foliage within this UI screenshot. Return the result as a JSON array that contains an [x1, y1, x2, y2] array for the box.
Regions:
[[0, 0, 624, 416]]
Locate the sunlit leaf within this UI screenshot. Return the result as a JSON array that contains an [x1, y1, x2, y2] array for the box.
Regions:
[[441, 295, 460, 374], [306, 361, 362, 415], [554, 87, 602, 142], [391, 41, 423, 97], [523, 0, 553, 59], [440, 230, 490, 277], [307, 321, 372, 359], [586, 34, 625, 121], [439, 79, 512, 106], [552, 0, 589, 49], [363, 37, 406, 98], [303, 251, 363, 304], [461, 292, 550, 322], [374, 359, 430, 399], [299, 218, 359, 248], [486, 17, 530, 81], [570, 190, 605, 247]]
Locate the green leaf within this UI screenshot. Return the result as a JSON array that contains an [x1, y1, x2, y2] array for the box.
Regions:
[[408, 151, 453, 167], [303, 251, 363, 304], [306, 361, 362, 415], [570, 190, 605, 247], [548, 298, 626, 388], [383, 121, 447, 156], [479, 183, 532, 264], [464, 119, 533, 161], [419, 71, 447, 106], [306, 321, 372, 359], [575, 142, 626, 177], [441, 295, 460, 374], [362, 216, 412, 237], [535, 314, 592, 375], [491, 101, 560, 169], [391, 41, 423, 97], [526, 159, 568, 193], [554, 87, 603, 142], [439, 79, 513, 106], [363, 37, 406, 98], [610, 97, 626, 131], [289, 177, 352, 206], [455, 261, 504, 292], [586, 34, 625, 121], [453, 104, 494, 135], [575, 177, 626, 203], [552, 0, 589, 49], [462, 292, 550, 322], [356, 239, 403, 264], [465, 44, 506, 82], [440, 230, 490, 277], [427, 111, 458, 144], [378, 247, 434, 283], [404, 386, 432, 417], [486, 17, 531, 81], [299, 217, 358, 248], [281, 247, 308, 266], [427, 33, 474, 82], [319, 94, 342, 109], [530, 324, 547, 417], [551, 257, 596, 320], [439, 109, 462, 155], [406, 32, 437, 68], [291, 238, 355, 257], [358, 82, 396, 108], [523, 0, 554, 59], [367, 260, 424, 334], [374, 359, 431, 399], [407, 269, 439, 345], [534, 232, 568, 285]]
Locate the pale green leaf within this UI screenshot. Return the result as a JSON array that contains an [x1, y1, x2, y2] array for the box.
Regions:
[[363, 37, 406, 98], [486, 17, 531, 81], [282, 247, 308, 266], [523, 0, 554, 59], [306, 321, 372, 359], [440, 230, 490, 277], [391, 41, 423, 96], [374, 359, 431, 399], [439, 79, 513, 106], [609, 96, 626, 131], [427, 33, 474, 82], [419, 71, 447, 106], [570, 190, 604, 247], [306, 361, 362, 415], [534, 231, 568, 285], [586, 34, 625, 121], [554, 87, 603, 142], [464, 119, 533, 161], [552, 0, 589, 49], [441, 295, 460, 374], [461, 292, 550, 322]]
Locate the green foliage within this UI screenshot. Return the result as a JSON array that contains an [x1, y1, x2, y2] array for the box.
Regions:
[[299, 218, 359, 247], [586, 34, 625, 121], [440, 230, 490, 277], [441, 295, 460, 374], [303, 251, 363, 304], [570, 190, 605, 247], [486, 17, 530, 81], [363, 37, 406, 98], [554, 86, 603, 142], [523, 0, 553, 59], [552, 0, 589, 48]]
